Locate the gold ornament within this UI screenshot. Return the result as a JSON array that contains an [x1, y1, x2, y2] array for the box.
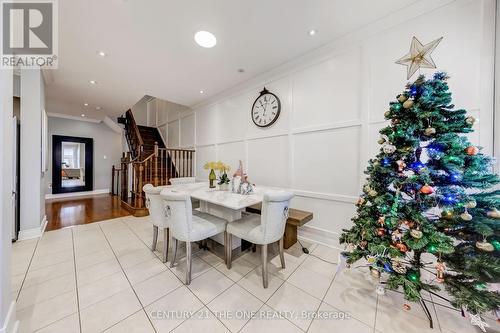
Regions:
[[369, 190, 378, 197], [403, 99, 414, 109], [410, 229, 423, 239], [424, 127, 436, 136], [460, 211, 473, 221], [398, 94, 408, 103], [476, 241, 494, 252], [395, 36, 443, 80], [383, 144, 396, 154], [465, 116, 476, 125], [370, 268, 381, 278], [391, 260, 407, 274], [435, 262, 445, 283], [487, 208, 500, 219], [378, 216, 385, 226], [384, 110, 391, 118], [367, 256, 377, 264]]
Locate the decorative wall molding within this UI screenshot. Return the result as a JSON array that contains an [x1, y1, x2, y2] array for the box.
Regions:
[[298, 225, 341, 250], [18, 215, 47, 241], [45, 189, 110, 200], [291, 120, 362, 136], [47, 112, 101, 124]]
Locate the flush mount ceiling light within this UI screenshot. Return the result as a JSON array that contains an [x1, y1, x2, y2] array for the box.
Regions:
[[89, 80, 97, 85], [199, 90, 204, 94], [194, 31, 217, 48], [95, 106, 102, 110], [83, 103, 89, 106], [98, 51, 107, 57], [81, 114, 86, 117], [308, 29, 317, 36]]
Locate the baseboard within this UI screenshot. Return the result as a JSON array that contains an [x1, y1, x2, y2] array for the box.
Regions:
[[0, 301, 18, 333], [45, 189, 110, 200], [298, 224, 342, 250], [18, 215, 47, 241]]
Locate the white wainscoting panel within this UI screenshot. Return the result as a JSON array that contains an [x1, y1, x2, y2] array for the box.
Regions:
[[196, 145, 216, 181], [247, 135, 289, 187], [167, 120, 180, 148], [180, 113, 195, 148], [196, 105, 218, 145], [217, 141, 246, 173]]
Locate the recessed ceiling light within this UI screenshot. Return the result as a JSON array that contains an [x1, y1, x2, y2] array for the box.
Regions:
[[199, 90, 204, 94], [308, 29, 317, 36], [194, 31, 217, 48], [89, 80, 97, 85], [98, 51, 107, 57], [95, 106, 102, 110], [238, 68, 245, 73], [83, 103, 89, 106], [81, 114, 86, 117]]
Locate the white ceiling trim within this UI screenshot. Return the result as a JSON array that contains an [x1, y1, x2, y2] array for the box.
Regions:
[[47, 112, 101, 124]]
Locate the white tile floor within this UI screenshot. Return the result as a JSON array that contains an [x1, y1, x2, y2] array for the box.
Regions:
[[11, 216, 498, 333]]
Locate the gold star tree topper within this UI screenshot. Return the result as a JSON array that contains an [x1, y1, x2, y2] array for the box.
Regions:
[[396, 36, 443, 79]]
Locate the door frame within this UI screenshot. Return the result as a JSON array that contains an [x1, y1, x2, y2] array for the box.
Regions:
[[52, 135, 94, 194]]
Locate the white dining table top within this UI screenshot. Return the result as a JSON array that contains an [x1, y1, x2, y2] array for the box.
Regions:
[[160, 182, 286, 211]]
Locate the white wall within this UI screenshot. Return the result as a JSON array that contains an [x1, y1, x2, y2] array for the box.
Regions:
[[46, 117, 123, 194], [0, 70, 16, 333], [19, 69, 47, 239], [188, 0, 495, 248]]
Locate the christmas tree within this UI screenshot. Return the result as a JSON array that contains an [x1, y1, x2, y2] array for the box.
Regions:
[[340, 72, 500, 322]]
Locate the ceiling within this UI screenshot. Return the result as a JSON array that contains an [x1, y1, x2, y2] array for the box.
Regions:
[[45, 0, 419, 120]]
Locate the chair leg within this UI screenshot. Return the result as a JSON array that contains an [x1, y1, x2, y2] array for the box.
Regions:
[[186, 242, 192, 285], [262, 244, 268, 288], [224, 231, 228, 265], [170, 238, 178, 268], [226, 233, 232, 269], [279, 237, 286, 269], [162, 228, 169, 263], [151, 226, 158, 251]]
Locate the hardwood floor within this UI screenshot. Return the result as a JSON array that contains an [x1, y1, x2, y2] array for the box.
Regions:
[[45, 194, 130, 231]]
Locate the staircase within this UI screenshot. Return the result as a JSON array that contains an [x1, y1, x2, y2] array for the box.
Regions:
[[113, 109, 195, 216]]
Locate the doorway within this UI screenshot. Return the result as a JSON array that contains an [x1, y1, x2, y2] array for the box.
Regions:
[[52, 135, 94, 194]]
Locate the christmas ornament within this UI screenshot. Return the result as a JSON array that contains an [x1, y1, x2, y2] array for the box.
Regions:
[[460, 211, 472, 221], [410, 161, 425, 172], [465, 116, 476, 125], [407, 270, 419, 282], [383, 144, 396, 154], [360, 240, 368, 249], [435, 262, 445, 283], [403, 98, 414, 109], [395, 36, 443, 79], [469, 313, 490, 332], [403, 304, 411, 311], [376, 228, 386, 236], [400, 220, 415, 229], [486, 208, 500, 218], [420, 185, 434, 194], [397, 94, 407, 102], [391, 260, 407, 274], [395, 243, 408, 252], [378, 216, 385, 226], [392, 230, 403, 242], [465, 146, 479, 155], [370, 268, 380, 278], [442, 210, 453, 219], [428, 243, 438, 253], [384, 110, 391, 118], [476, 241, 494, 252], [396, 160, 406, 172], [356, 198, 365, 206], [366, 255, 377, 264], [375, 284, 386, 296], [410, 229, 423, 239], [464, 200, 477, 209], [392, 119, 400, 125], [424, 127, 436, 136], [492, 240, 500, 251]]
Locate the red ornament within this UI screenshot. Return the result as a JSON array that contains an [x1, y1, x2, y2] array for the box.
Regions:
[[395, 243, 408, 252], [420, 185, 434, 195], [465, 146, 479, 155], [376, 228, 386, 236]]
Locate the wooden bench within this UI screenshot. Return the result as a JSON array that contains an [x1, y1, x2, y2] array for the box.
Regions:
[[246, 204, 313, 249]]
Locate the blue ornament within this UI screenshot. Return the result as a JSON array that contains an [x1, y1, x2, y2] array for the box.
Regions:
[[427, 143, 444, 155], [383, 262, 394, 273], [410, 161, 425, 172], [382, 158, 391, 167], [409, 86, 418, 97]]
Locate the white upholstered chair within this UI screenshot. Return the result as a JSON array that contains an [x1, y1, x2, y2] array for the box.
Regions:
[[143, 184, 170, 263], [160, 190, 227, 284], [226, 191, 294, 288], [169, 177, 196, 185]]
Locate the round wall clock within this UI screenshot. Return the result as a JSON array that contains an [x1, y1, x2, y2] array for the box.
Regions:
[[251, 88, 281, 127]]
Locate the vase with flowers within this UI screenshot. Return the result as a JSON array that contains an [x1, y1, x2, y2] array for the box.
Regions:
[[204, 161, 231, 190]]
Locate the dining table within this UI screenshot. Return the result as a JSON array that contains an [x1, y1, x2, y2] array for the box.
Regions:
[[160, 181, 285, 249]]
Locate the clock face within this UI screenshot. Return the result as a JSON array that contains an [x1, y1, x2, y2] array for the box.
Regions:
[[251, 91, 281, 127]]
